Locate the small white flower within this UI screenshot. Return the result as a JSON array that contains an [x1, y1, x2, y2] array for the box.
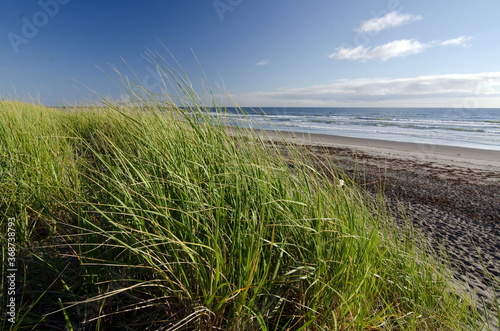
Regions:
[[337, 179, 345, 188]]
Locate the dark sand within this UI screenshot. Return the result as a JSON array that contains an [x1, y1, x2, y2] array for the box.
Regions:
[[239, 129, 500, 328]]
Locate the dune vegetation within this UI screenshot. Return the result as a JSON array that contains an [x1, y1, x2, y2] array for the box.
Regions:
[[0, 69, 492, 330]]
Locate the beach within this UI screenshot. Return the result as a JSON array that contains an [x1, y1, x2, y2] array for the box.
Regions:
[[256, 130, 500, 316]]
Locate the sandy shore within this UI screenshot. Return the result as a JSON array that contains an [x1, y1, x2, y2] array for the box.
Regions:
[[239, 129, 500, 326], [260, 130, 500, 182]]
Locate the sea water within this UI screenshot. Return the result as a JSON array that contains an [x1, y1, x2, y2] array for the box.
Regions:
[[212, 107, 500, 151]]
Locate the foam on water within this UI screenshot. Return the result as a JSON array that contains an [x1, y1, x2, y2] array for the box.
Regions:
[[209, 107, 500, 151]]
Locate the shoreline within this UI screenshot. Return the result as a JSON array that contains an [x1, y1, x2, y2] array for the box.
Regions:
[[239, 128, 499, 327], [254, 128, 500, 162], [240, 128, 500, 184]]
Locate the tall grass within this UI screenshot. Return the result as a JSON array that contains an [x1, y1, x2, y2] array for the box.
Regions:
[[0, 75, 492, 329]]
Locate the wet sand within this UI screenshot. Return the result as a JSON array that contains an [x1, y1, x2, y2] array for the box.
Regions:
[[243, 129, 500, 327]]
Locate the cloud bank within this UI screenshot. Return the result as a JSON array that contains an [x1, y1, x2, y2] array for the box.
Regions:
[[329, 36, 472, 61], [356, 11, 423, 33], [231, 72, 500, 107]]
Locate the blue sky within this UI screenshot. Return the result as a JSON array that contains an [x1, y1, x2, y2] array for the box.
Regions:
[[2, 0, 500, 107]]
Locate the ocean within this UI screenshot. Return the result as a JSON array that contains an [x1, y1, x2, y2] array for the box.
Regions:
[[211, 107, 500, 151]]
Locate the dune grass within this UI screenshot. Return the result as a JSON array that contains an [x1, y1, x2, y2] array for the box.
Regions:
[[0, 91, 492, 330]]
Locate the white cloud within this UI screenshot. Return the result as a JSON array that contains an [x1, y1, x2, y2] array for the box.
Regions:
[[438, 35, 473, 47], [331, 39, 427, 61], [356, 11, 423, 33], [230, 72, 500, 107], [329, 36, 473, 61], [256, 59, 269, 66]]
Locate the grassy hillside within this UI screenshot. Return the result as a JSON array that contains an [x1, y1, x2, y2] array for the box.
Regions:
[[0, 99, 488, 330]]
